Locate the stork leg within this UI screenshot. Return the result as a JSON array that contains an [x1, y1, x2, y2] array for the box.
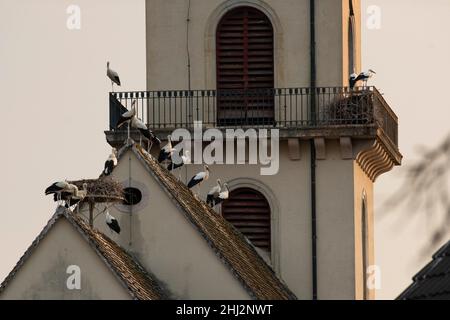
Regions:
[[127, 121, 131, 141]]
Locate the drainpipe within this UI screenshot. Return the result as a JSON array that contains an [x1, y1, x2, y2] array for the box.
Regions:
[[309, 0, 318, 301]]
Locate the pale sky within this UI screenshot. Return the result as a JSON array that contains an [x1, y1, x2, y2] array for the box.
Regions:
[[0, 0, 449, 300]]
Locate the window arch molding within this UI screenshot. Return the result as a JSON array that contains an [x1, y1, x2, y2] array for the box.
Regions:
[[204, 0, 284, 90], [224, 177, 280, 273]]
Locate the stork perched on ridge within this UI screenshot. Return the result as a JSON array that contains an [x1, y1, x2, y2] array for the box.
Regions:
[[206, 179, 222, 207], [103, 148, 118, 176], [131, 116, 161, 152], [187, 165, 210, 195], [107, 61, 121, 92], [167, 150, 190, 180], [214, 183, 229, 207], [158, 135, 176, 163], [106, 211, 121, 234]]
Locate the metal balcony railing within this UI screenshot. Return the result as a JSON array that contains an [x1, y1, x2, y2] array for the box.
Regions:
[[109, 86, 398, 148]]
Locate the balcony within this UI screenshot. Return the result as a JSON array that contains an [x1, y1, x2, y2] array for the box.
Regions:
[[106, 86, 401, 165]]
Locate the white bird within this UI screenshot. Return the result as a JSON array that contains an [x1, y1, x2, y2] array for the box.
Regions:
[[116, 100, 136, 129], [355, 69, 376, 88], [107, 61, 121, 92], [45, 181, 70, 198], [158, 135, 176, 163], [214, 183, 230, 206], [106, 211, 121, 234], [103, 148, 118, 176], [187, 165, 210, 194], [45, 181, 84, 208], [131, 116, 161, 151], [349, 73, 358, 89], [167, 150, 190, 180], [206, 179, 222, 207]]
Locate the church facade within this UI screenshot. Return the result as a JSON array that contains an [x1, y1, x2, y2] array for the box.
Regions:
[[1, 0, 401, 300]]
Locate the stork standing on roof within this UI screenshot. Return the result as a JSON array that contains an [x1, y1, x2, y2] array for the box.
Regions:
[[214, 183, 229, 207], [355, 69, 376, 88], [103, 148, 118, 176], [130, 116, 161, 152], [107, 61, 121, 92], [167, 150, 190, 180], [187, 165, 210, 195], [206, 179, 222, 207], [158, 135, 175, 163], [106, 211, 121, 234]]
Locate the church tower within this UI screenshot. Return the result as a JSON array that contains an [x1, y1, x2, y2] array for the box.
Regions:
[[106, 0, 402, 300]]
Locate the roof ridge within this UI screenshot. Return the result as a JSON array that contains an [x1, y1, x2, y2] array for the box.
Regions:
[[62, 209, 168, 300], [0, 206, 167, 300], [131, 143, 297, 300]]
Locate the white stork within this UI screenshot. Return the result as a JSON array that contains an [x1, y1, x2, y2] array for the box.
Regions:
[[106, 211, 121, 234], [206, 179, 222, 207], [45, 181, 85, 208], [167, 150, 190, 180], [103, 148, 118, 176], [355, 69, 376, 88], [107, 61, 121, 92], [116, 100, 136, 130], [131, 116, 161, 151], [187, 165, 210, 194], [158, 135, 175, 163], [349, 73, 358, 89], [45, 181, 70, 199], [214, 183, 229, 207]]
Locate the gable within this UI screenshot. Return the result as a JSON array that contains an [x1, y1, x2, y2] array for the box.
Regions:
[[107, 149, 251, 299], [1, 217, 131, 300], [103, 143, 296, 300]]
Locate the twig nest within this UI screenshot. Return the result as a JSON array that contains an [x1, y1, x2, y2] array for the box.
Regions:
[[68, 177, 125, 203]]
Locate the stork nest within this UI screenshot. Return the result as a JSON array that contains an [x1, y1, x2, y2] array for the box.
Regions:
[[323, 91, 374, 125], [68, 177, 125, 204]]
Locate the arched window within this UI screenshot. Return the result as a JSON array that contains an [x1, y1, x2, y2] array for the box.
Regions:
[[222, 187, 271, 253], [361, 192, 368, 299], [216, 6, 275, 126]]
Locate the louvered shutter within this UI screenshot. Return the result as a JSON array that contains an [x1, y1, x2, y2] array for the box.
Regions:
[[216, 7, 275, 126], [222, 188, 271, 253]]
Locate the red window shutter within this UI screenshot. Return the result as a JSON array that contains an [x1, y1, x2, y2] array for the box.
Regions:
[[222, 188, 271, 253], [216, 7, 274, 125]]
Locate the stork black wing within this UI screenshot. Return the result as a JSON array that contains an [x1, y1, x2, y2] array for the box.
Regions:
[[107, 219, 121, 234], [104, 160, 114, 176]]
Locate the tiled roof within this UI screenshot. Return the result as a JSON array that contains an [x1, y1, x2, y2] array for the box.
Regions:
[[0, 207, 167, 300], [398, 240, 450, 300], [128, 143, 297, 300]]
